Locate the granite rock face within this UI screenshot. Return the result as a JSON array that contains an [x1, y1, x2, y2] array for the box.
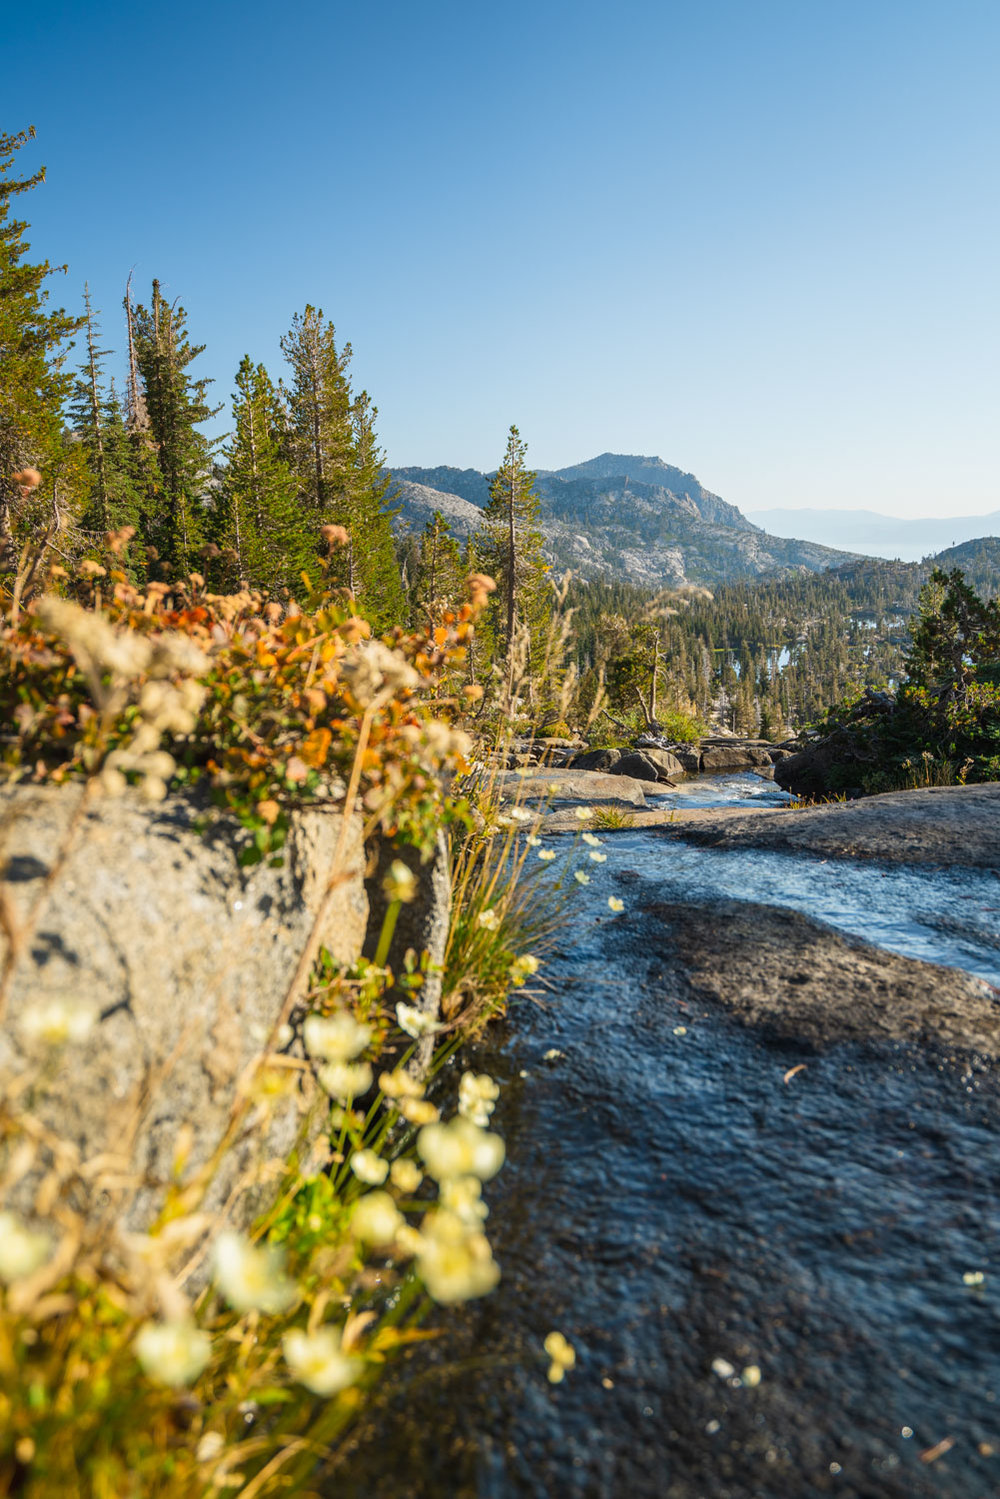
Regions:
[[0, 784, 368, 1229], [700, 743, 774, 772], [569, 748, 623, 773], [646, 897, 1000, 1055]]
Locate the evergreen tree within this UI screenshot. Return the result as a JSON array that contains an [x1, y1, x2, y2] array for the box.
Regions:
[[906, 567, 1000, 699], [477, 425, 547, 705], [210, 356, 304, 593], [69, 286, 143, 543], [131, 279, 218, 577], [280, 306, 403, 624], [413, 510, 465, 626], [0, 127, 83, 567], [340, 388, 405, 626]]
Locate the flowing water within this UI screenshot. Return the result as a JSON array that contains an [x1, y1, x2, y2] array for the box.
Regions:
[[335, 776, 1000, 1499]]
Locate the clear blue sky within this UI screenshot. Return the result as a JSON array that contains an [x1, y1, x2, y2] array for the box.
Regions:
[[6, 0, 999, 517]]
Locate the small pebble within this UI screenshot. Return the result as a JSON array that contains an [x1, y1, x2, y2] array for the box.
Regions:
[[962, 1270, 985, 1286], [711, 1357, 736, 1379], [673, 1026, 688, 1037], [742, 1365, 762, 1387]]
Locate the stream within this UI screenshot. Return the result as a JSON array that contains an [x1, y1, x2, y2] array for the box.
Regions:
[[335, 775, 1000, 1499]]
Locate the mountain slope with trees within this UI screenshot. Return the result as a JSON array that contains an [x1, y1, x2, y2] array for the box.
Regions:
[[393, 455, 860, 588]]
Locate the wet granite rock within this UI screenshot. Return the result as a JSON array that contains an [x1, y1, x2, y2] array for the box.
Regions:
[[646, 897, 1000, 1055], [666, 782, 1000, 870]]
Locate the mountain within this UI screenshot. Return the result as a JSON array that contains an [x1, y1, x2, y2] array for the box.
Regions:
[[746, 506, 1000, 563], [388, 479, 483, 539], [390, 454, 860, 587]]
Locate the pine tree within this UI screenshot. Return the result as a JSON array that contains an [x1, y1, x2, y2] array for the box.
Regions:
[[210, 356, 305, 593], [69, 286, 144, 543], [477, 425, 547, 705], [280, 306, 403, 624], [0, 127, 83, 568], [340, 388, 405, 626], [413, 510, 465, 626], [131, 279, 218, 578]]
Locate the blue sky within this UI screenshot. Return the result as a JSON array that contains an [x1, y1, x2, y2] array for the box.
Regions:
[[6, 0, 1000, 517]]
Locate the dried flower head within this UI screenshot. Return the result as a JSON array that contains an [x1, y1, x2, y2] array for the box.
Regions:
[[320, 524, 350, 549]]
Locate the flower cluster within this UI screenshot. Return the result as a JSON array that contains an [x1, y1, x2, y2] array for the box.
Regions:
[[0, 558, 486, 859]]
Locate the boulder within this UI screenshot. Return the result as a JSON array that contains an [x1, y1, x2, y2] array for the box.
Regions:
[[569, 747, 622, 773], [613, 751, 666, 784], [633, 746, 685, 779], [672, 746, 702, 774], [494, 769, 649, 808], [700, 744, 774, 772], [0, 784, 369, 1230]]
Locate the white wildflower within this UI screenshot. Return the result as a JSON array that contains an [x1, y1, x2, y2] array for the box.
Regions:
[[458, 1071, 500, 1127], [341, 641, 419, 705], [477, 908, 501, 931], [526, 834, 541, 847], [416, 1210, 500, 1303], [213, 1231, 297, 1315], [573, 806, 593, 820], [573, 870, 590, 885], [510, 953, 541, 987], [351, 1190, 404, 1243], [0, 1213, 51, 1283], [135, 1320, 211, 1387], [607, 897, 624, 913], [389, 1158, 423, 1193], [538, 849, 556, 862], [396, 1002, 442, 1038], [582, 832, 602, 847], [588, 850, 607, 863], [303, 1011, 371, 1063], [19, 995, 97, 1047], [317, 1060, 373, 1102], [508, 806, 533, 822], [382, 859, 417, 904], [395, 1223, 425, 1257], [379, 1068, 424, 1100], [440, 1175, 488, 1225], [544, 1330, 576, 1383], [283, 1327, 361, 1396], [417, 1117, 505, 1183], [350, 1149, 389, 1186], [398, 1097, 440, 1125]]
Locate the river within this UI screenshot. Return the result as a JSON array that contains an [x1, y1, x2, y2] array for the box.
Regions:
[[333, 775, 1000, 1499]]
